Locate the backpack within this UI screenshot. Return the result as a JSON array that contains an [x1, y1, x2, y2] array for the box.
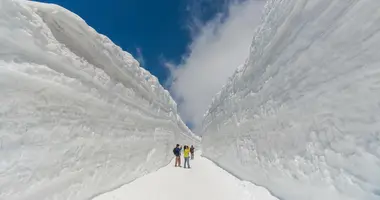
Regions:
[[173, 148, 176, 155]]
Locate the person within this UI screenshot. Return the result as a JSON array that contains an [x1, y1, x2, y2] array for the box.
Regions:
[[190, 145, 195, 160], [173, 144, 182, 167], [183, 145, 191, 168]]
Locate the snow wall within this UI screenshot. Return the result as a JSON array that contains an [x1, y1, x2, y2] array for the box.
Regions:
[[0, 1, 198, 200], [202, 1, 380, 200]]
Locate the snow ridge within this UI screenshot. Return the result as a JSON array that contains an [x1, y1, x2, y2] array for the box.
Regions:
[[0, 1, 196, 200], [202, 1, 380, 200]]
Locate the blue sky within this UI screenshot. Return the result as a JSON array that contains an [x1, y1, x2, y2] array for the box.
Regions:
[[36, 0, 264, 131], [37, 0, 194, 84]]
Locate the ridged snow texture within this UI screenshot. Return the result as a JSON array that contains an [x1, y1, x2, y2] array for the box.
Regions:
[[202, 1, 380, 200], [0, 1, 196, 200]]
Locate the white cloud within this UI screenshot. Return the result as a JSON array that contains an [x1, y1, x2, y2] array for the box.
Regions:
[[136, 47, 145, 67], [168, 0, 265, 132]]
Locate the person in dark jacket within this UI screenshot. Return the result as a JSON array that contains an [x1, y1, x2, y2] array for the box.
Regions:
[[190, 145, 195, 160], [173, 144, 182, 167]]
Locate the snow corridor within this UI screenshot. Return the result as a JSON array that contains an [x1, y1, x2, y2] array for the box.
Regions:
[[92, 152, 278, 200]]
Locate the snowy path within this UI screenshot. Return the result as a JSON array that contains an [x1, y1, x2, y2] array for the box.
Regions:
[[92, 152, 278, 200]]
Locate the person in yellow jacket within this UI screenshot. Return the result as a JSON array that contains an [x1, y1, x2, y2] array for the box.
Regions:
[[183, 145, 191, 168]]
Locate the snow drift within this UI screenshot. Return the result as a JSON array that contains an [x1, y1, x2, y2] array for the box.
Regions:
[[0, 0, 197, 199], [202, 1, 380, 200]]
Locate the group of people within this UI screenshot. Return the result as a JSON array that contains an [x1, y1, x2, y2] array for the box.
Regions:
[[173, 144, 195, 168]]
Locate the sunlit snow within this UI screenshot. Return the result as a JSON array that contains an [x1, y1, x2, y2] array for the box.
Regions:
[[0, 1, 197, 200], [2, 0, 380, 200], [92, 151, 278, 200], [202, 1, 380, 200]]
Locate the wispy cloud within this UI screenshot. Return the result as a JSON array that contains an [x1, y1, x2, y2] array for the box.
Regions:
[[167, 0, 265, 132], [136, 47, 145, 67]]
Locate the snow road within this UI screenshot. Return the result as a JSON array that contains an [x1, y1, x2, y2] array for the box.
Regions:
[[92, 152, 278, 200]]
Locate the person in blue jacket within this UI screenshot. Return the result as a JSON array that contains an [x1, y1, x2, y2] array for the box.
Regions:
[[173, 144, 182, 167]]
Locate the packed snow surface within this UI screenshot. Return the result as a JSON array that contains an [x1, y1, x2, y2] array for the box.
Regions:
[[92, 152, 278, 200], [0, 0, 197, 200], [202, 0, 380, 200]]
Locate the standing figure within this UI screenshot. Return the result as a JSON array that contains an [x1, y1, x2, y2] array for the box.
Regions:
[[183, 145, 191, 168], [190, 145, 195, 160], [173, 144, 182, 167]]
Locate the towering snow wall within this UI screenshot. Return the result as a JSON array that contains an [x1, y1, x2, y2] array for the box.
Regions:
[[0, 1, 197, 200], [202, 1, 380, 200]]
